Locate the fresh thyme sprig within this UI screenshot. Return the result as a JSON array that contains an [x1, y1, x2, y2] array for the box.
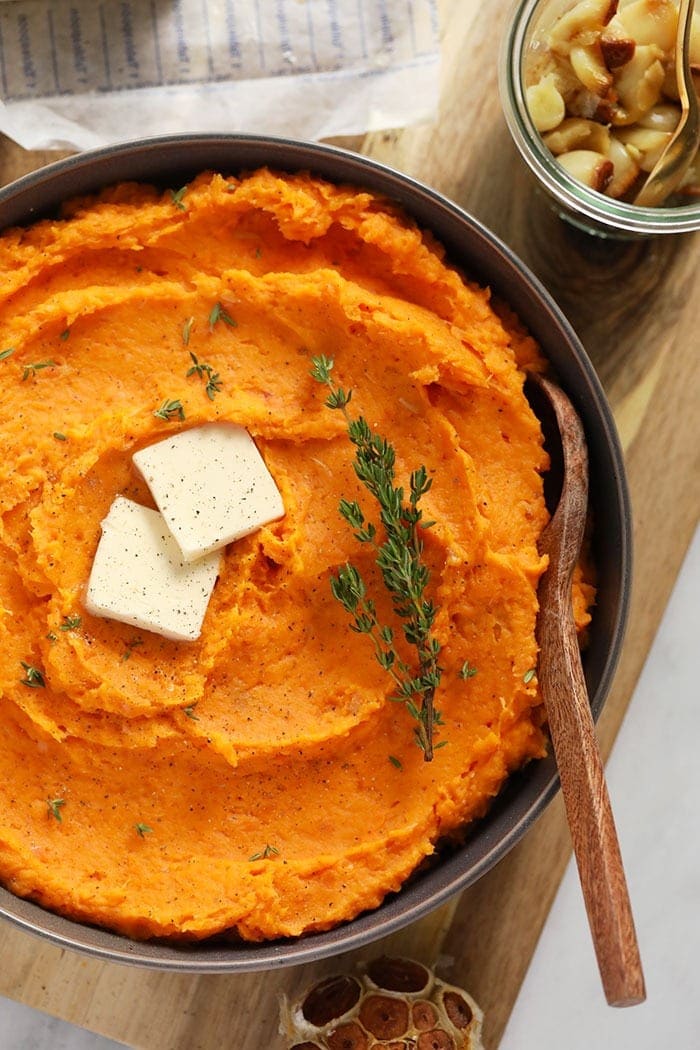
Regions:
[[186, 352, 222, 400], [310, 354, 445, 761]]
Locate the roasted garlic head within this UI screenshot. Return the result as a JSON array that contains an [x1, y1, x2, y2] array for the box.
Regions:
[[280, 956, 484, 1050]]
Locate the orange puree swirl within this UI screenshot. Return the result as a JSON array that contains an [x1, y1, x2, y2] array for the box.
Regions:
[[0, 170, 587, 941]]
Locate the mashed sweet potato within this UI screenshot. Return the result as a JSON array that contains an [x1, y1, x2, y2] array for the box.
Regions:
[[0, 169, 590, 941]]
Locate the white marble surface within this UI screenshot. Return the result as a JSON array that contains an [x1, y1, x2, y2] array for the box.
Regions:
[[0, 527, 697, 1049]]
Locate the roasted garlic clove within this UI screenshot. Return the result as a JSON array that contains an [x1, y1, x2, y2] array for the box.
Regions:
[[301, 975, 363, 1028], [547, 0, 618, 55], [280, 957, 484, 1050], [599, 23, 636, 68], [543, 116, 611, 154], [526, 74, 567, 131], [365, 956, 433, 995], [615, 0, 678, 52], [610, 43, 665, 124], [570, 41, 614, 92], [557, 148, 615, 191], [605, 136, 642, 196], [637, 102, 682, 131], [614, 125, 673, 169]]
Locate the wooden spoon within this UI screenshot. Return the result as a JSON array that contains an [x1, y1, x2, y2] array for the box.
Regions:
[[634, 0, 699, 207], [531, 372, 646, 1007]]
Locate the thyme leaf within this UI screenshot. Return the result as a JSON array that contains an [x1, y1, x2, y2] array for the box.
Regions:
[[459, 661, 478, 680], [170, 185, 188, 210], [154, 398, 185, 422], [53, 431, 67, 441], [60, 614, 82, 631], [205, 373, 223, 400], [182, 316, 195, 345], [0, 347, 15, 361], [22, 360, 56, 381], [121, 637, 144, 662], [183, 703, 199, 720], [208, 301, 237, 330], [134, 822, 153, 837], [249, 844, 280, 862], [20, 661, 45, 688], [523, 667, 537, 684], [47, 798, 65, 821]]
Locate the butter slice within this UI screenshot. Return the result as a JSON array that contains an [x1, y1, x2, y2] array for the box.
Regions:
[[85, 496, 221, 642], [133, 423, 284, 562]]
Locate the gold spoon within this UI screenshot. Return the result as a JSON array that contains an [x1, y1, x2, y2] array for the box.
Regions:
[[634, 0, 699, 207], [531, 372, 646, 1007]]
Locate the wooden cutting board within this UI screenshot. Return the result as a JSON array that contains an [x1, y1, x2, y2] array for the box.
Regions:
[[0, 1, 698, 1046]]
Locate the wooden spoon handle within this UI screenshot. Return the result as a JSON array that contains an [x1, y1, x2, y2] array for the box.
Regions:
[[537, 584, 646, 1006], [534, 373, 645, 1006]]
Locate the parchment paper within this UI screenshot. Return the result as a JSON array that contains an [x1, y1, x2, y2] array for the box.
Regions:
[[0, 0, 441, 151]]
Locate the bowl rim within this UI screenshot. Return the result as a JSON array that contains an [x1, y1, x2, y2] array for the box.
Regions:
[[0, 132, 632, 971]]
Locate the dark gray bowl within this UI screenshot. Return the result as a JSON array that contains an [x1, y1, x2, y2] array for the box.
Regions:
[[0, 134, 631, 971]]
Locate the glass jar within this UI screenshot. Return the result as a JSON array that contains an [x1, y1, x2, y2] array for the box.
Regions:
[[499, 0, 700, 237]]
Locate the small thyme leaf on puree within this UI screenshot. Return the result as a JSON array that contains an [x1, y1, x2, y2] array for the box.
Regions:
[[186, 352, 222, 401], [310, 354, 459, 763], [389, 755, 403, 770], [59, 328, 70, 341], [46, 632, 57, 642], [134, 823, 153, 837], [60, 614, 82, 631], [0, 347, 15, 361], [459, 660, 477, 679], [47, 798, 65, 821], [182, 316, 195, 345], [183, 703, 199, 720], [53, 431, 67, 441], [154, 398, 185, 422], [21, 360, 55, 381], [121, 637, 144, 662], [20, 662, 45, 688], [523, 667, 537, 684], [208, 301, 237, 330], [249, 844, 280, 861], [170, 185, 188, 210]]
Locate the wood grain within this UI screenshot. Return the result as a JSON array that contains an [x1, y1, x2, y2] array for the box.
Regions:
[[0, 0, 699, 1046]]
